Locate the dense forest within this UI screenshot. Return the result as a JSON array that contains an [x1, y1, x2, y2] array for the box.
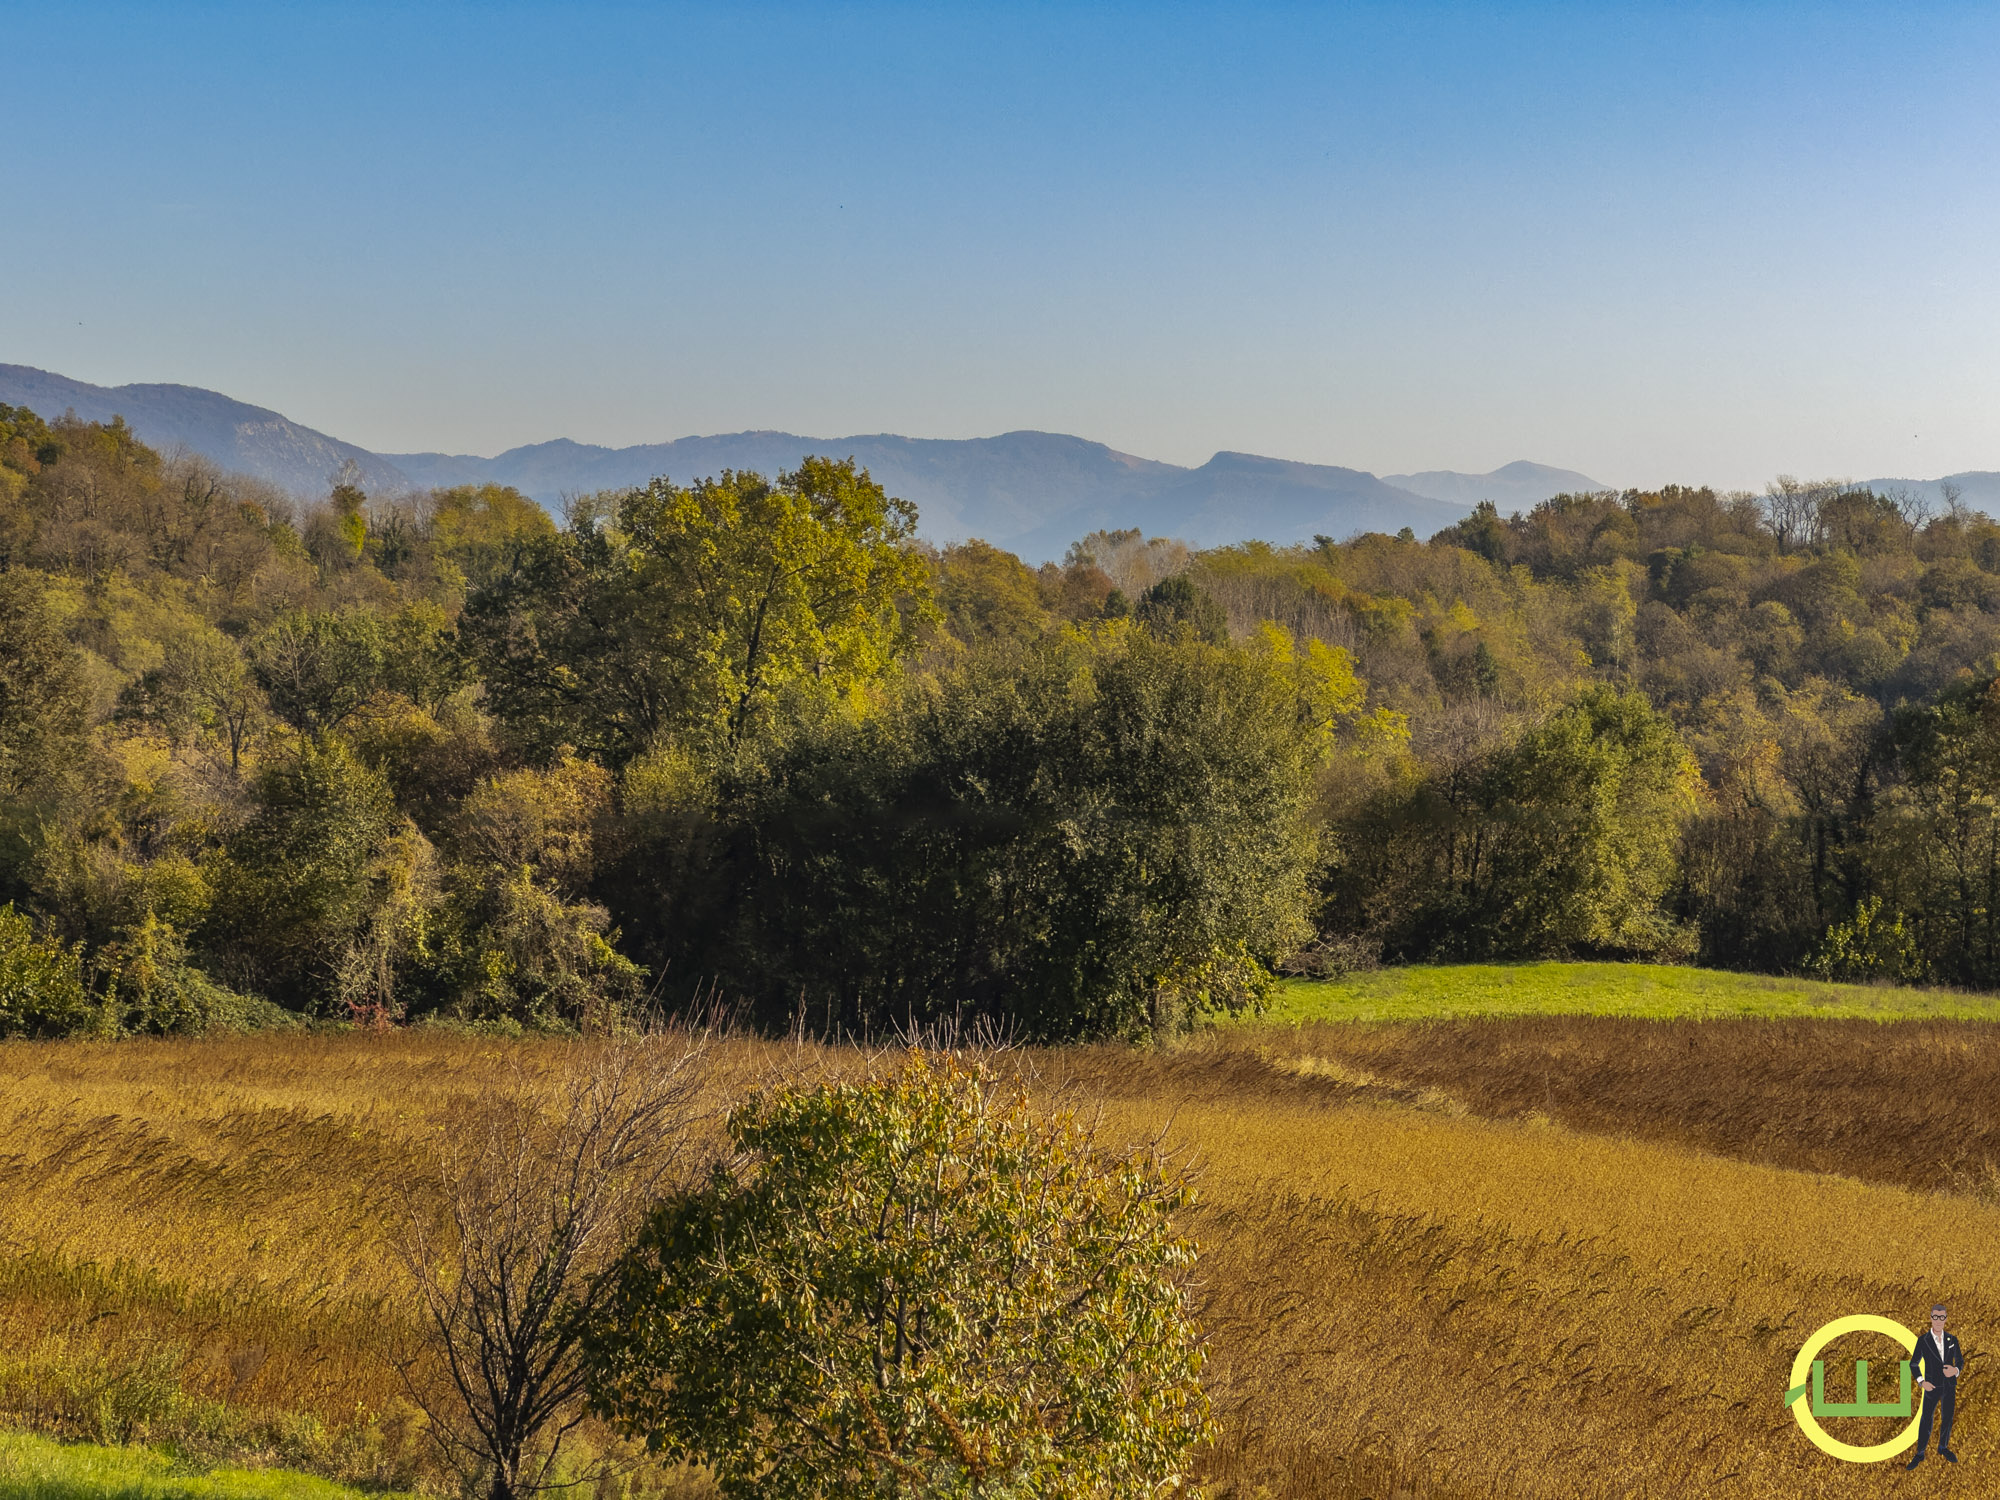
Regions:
[[4, 403, 1999, 1041]]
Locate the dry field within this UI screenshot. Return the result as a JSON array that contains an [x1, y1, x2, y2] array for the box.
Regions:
[[2, 1015, 1998, 1497]]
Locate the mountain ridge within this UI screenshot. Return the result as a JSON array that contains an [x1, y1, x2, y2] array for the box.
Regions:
[[57, 362, 1994, 561], [0, 364, 411, 494], [1384, 459, 1610, 509]]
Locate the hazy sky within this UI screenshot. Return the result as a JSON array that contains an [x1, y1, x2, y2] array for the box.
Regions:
[[7, 2, 1998, 487]]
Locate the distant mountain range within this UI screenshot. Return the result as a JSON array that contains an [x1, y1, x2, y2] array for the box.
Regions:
[[390, 435, 1494, 561], [28, 361, 1973, 560], [5, 364, 1523, 558]]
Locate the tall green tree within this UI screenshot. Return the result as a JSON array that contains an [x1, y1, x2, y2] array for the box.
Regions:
[[1134, 573, 1228, 644], [201, 737, 412, 1011], [1846, 675, 2000, 985], [933, 538, 1050, 644]]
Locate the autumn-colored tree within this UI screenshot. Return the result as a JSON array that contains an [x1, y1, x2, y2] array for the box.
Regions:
[[463, 458, 936, 763]]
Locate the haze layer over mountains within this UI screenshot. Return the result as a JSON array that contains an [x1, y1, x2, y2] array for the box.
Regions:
[[8, 363, 1995, 560]]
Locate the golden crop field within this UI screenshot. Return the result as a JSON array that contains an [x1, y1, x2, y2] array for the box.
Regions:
[[2, 1013, 1996, 1497]]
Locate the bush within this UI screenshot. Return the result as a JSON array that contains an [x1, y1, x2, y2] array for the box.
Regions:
[[0, 903, 97, 1038], [1809, 896, 1927, 983], [585, 1053, 1211, 1500], [95, 913, 298, 1035]]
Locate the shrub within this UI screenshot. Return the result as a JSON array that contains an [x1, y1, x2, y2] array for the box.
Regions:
[[1809, 896, 1927, 983], [0, 903, 97, 1038], [95, 913, 297, 1035], [585, 1053, 1212, 1500]]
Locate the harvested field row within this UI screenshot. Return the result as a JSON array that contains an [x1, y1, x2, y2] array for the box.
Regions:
[[1200, 1017, 2000, 1196]]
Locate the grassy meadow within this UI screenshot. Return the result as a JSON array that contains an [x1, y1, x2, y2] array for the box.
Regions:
[[3, 964, 1999, 1496], [1266, 959, 2000, 1023], [0, 1431, 413, 1500]]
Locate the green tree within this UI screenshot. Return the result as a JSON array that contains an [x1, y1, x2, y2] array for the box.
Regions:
[[252, 609, 388, 736], [462, 458, 935, 763], [1341, 687, 1700, 959], [586, 1054, 1211, 1500], [1134, 573, 1228, 644], [1857, 674, 2000, 987], [428, 482, 557, 592], [252, 604, 460, 736], [201, 737, 409, 1011], [436, 757, 642, 1027], [934, 539, 1049, 644], [663, 624, 1328, 1038], [123, 621, 267, 773], [0, 571, 92, 798]]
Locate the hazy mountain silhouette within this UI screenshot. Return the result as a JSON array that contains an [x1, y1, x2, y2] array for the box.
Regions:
[[389, 432, 1467, 559], [1383, 459, 1610, 509], [0, 364, 410, 494], [388, 430, 1184, 551], [1861, 472, 2000, 514]]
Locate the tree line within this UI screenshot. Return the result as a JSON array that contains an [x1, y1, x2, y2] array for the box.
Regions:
[[5, 403, 2000, 1039]]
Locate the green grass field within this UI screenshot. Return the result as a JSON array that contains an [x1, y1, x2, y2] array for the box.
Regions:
[[1261, 959, 2000, 1024], [0, 1434, 413, 1500]]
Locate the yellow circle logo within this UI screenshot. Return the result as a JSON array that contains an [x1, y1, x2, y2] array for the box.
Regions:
[[1785, 1315, 1921, 1462]]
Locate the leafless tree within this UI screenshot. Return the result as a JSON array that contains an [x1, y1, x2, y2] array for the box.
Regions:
[[1883, 483, 1937, 530], [1763, 475, 1844, 554], [393, 1034, 715, 1500], [1065, 528, 1192, 597]]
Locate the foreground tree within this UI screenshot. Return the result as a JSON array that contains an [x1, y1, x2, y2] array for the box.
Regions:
[[395, 1037, 711, 1500], [586, 1053, 1211, 1500]]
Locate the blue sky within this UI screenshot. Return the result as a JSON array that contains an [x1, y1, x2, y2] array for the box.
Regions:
[[6, 2, 1998, 487]]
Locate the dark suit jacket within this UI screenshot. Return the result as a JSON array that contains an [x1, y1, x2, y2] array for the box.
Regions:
[[1911, 1329, 1963, 1390]]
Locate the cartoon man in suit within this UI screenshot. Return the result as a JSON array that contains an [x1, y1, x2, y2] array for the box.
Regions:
[[1906, 1303, 1963, 1468]]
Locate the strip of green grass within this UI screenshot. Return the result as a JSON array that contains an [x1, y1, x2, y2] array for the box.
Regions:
[[0, 1432, 410, 1500], [1255, 961, 2000, 1025]]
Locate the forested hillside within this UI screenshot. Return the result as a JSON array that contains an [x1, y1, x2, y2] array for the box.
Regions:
[[3, 405, 1997, 1041]]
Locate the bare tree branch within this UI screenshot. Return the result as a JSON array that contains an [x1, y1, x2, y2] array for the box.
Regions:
[[393, 1032, 715, 1500]]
